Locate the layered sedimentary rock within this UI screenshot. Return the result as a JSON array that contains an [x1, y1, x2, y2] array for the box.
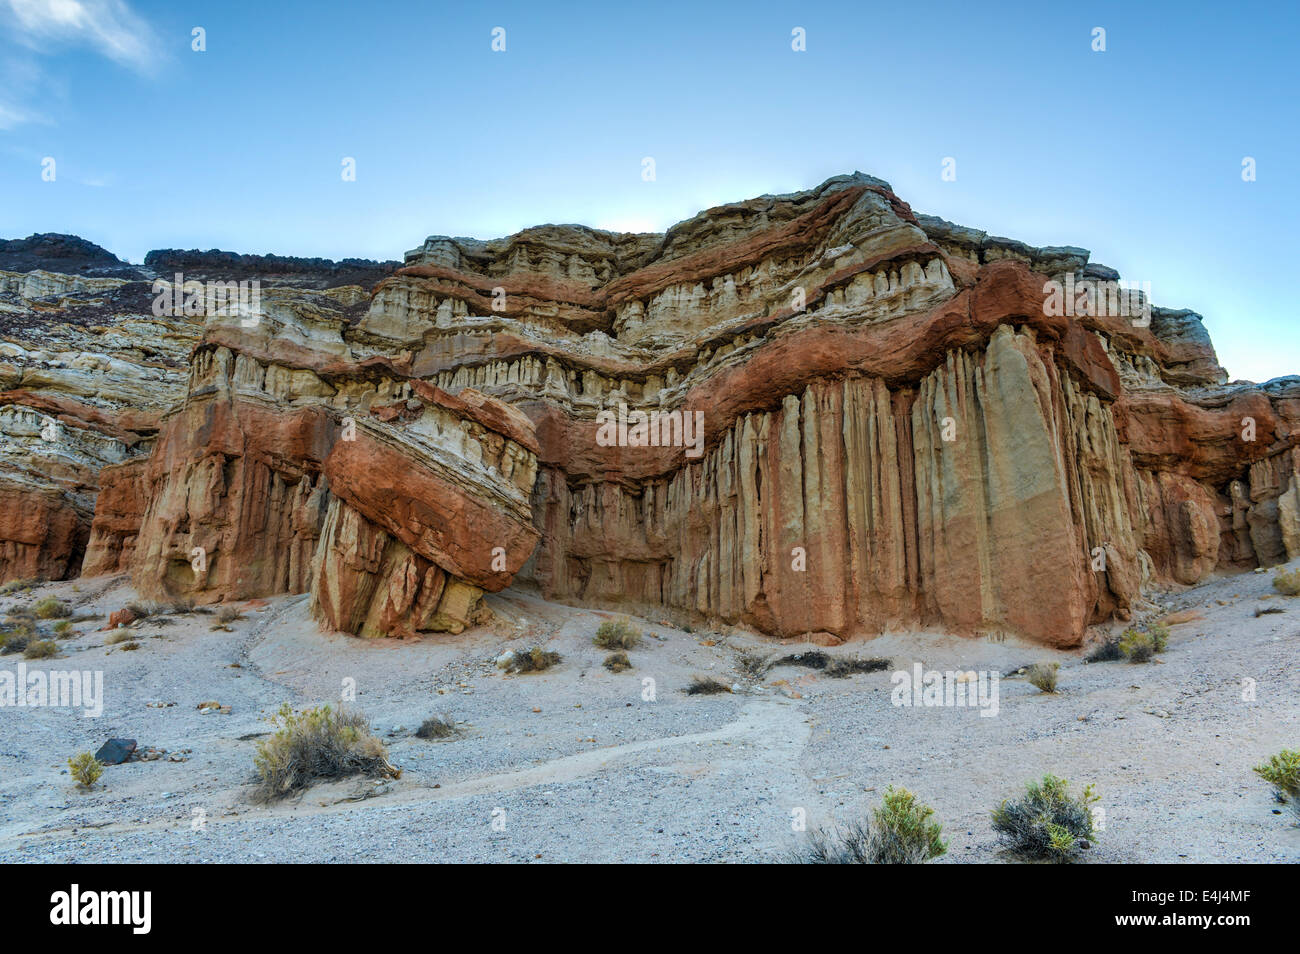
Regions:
[[3, 174, 1298, 647], [0, 257, 199, 581]]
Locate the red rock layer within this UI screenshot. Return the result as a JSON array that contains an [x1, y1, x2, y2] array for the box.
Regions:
[[41, 173, 1300, 647]]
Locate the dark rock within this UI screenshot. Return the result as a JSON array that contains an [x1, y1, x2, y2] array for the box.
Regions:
[[94, 738, 137, 765], [1082, 262, 1121, 281], [0, 233, 145, 278], [143, 248, 400, 290]]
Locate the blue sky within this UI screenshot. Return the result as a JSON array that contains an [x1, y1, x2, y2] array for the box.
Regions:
[[0, 0, 1295, 381]]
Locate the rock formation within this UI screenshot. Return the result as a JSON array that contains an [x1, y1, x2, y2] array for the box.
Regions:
[[2, 174, 1297, 646]]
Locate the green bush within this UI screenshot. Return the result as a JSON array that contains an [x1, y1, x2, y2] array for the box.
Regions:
[[0, 620, 35, 655], [1147, 623, 1170, 652], [68, 752, 103, 789], [992, 774, 1098, 862], [33, 597, 71, 619], [1253, 749, 1300, 819], [1118, 628, 1155, 662], [1273, 569, 1300, 596], [798, 787, 948, 864], [593, 618, 641, 650], [253, 704, 399, 802], [52, 619, 74, 637], [1027, 662, 1060, 693], [23, 639, 57, 659]]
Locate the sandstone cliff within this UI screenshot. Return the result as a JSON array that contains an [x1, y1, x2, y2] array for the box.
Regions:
[[2, 175, 1296, 647]]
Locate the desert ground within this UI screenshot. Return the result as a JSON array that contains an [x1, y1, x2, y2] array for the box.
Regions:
[[1, 563, 1297, 864]]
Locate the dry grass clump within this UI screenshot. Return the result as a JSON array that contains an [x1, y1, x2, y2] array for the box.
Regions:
[[603, 651, 632, 672], [685, 675, 731, 695], [68, 752, 103, 789], [1253, 749, 1300, 820], [736, 651, 774, 679], [1026, 662, 1060, 693], [1085, 637, 1123, 662], [253, 704, 398, 802], [0, 578, 37, 596], [23, 639, 57, 659], [415, 713, 460, 740], [1272, 568, 1300, 596], [797, 787, 947, 864], [593, 618, 641, 650], [104, 630, 134, 646], [504, 647, 561, 673], [52, 619, 74, 637], [991, 774, 1098, 862], [210, 605, 245, 631], [33, 596, 71, 619], [774, 650, 890, 678], [825, 657, 891, 678], [0, 620, 35, 655]]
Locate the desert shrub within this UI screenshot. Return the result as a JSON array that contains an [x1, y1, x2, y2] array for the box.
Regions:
[[1026, 662, 1060, 693], [0, 621, 34, 655], [991, 774, 1098, 862], [798, 821, 875, 864], [1118, 628, 1155, 662], [736, 651, 773, 679], [118, 641, 140, 651], [253, 704, 398, 802], [0, 635, 28, 655], [797, 787, 947, 864], [23, 639, 57, 659], [1273, 569, 1300, 596], [415, 714, 459, 740], [0, 578, 36, 596], [216, 606, 243, 624], [104, 630, 134, 645], [1147, 623, 1170, 653], [685, 675, 731, 695], [52, 619, 74, 637], [775, 650, 889, 678], [603, 651, 632, 672], [504, 647, 561, 673], [68, 752, 103, 789], [777, 650, 833, 670], [1253, 749, 1300, 817], [1085, 637, 1123, 662], [33, 596, 71, 619], [826, 658, 891, 678], [593, 618, 641, 650]]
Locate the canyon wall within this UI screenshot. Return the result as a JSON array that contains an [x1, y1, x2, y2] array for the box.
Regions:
[[2, 175, 1297, 646]]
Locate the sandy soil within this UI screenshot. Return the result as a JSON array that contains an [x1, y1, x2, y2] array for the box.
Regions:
[[0, 563, 1297, 864]]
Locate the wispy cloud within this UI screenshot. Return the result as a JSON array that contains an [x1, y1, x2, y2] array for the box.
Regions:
[[0, 101, 38, 129], [3, 0, 160, 73]]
